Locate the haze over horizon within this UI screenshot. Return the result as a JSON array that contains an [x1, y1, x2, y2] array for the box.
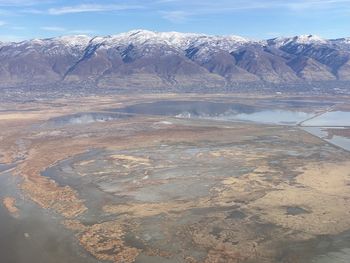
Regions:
[[0, 0, 349, 42]]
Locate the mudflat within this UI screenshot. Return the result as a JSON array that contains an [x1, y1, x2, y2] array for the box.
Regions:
[[1, 94, 350, 263]]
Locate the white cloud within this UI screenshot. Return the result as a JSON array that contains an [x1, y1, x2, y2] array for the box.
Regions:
[[285, 0, 350, 10], [161, 10, 191, 23], [41, 26, 66, 32], [0, 0, 49, 6], [38, 26, 95, 35], [156, 0, 350, 13], [22, 8, 45, 14], [39, 26, 94, 35], [155, 0, 350, 23], [68, 29, 94, 35], [48, 4, 142, 15], [5, 0, 350, 19]]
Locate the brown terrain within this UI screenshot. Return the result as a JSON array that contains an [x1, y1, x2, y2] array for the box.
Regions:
[[1, 93, 350, 263], [326, 128, 350, 138], [2, 197, 19, 217], [1, 31, 350, 90]]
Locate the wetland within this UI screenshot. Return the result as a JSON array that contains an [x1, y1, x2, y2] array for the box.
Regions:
[[1, 94, 350, 262]]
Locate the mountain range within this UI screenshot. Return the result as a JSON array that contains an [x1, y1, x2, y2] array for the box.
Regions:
[[1, 30, 350, 90]]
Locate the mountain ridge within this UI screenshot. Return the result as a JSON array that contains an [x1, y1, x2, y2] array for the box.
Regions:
[[1, 30, 350, 90]]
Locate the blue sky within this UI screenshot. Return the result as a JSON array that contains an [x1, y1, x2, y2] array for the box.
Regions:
[[0, 0, 349, 41]]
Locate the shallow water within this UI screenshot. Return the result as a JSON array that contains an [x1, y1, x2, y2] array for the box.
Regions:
[[0, 163, 16, 173], [280, 230, 350, 263], [312, 248, 350, 263], [303, 111, 350, 126], [12, 100, 350, 262], [112, 100, 258, 116], [285, 206, 310, 216], [42, 146, 252, 221], [0, 171, 100, 263], [303, 127, 350, 152], [38, 137, 350, 262], [213, 109, 313, 125], [44, 112, 133, 127], [112, 100, 315, 125]]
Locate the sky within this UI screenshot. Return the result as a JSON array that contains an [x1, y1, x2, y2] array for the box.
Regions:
[[0, 0, 349, 42]]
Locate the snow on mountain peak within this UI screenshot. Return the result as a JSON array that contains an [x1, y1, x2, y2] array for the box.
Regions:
[[4, 30, 348, 57], [332, 37, 350, 44], [294, 34, 326, 44], [93, 30, 251, 52], [107, 29, 201, 47], [270, 34, 327, 47], [54, 35, 91, 47]]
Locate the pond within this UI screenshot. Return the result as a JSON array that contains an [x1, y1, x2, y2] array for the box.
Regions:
[[111, 100, 315, 125], [302, 111, 350, 127]]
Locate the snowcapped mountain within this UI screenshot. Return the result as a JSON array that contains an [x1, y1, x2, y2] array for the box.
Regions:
[[269, 34, 327, 47], [0, 30, 349, 90]]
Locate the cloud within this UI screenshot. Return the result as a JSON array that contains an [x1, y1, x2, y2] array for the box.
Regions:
[[155, 0, 350, 23], [68, 29, 94, 35], [161, 10, 191, 23], [0, 0, 349, 40], [48, 4, 142, 15], [21, 8, 45, 14], [6, 0, 350, 19], [41, 26, 66, 32], [285, 0, 350, 10], [157, 1, 269, 23], [156, 0, 350, 13], [0, 20, 6, 26], [38, 25, 95, 35], [40, 26, 94, 35], [0, 0, 50, 6]]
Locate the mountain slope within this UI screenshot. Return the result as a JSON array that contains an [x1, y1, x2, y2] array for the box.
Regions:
[[0, 30, 349, 89]]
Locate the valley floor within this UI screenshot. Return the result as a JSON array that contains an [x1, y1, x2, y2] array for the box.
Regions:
[[1, 93, 350, 263]]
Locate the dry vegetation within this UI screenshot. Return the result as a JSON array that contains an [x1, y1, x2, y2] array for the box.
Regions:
[[2, 197, 19, 217], [1, 94, 350, 262]]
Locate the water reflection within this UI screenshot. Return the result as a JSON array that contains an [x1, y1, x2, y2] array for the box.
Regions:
[[303, 111, 350, 126], [212, 110, 313, 125], [113, 100, 315, 125], [303, 127, 350, 152]]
